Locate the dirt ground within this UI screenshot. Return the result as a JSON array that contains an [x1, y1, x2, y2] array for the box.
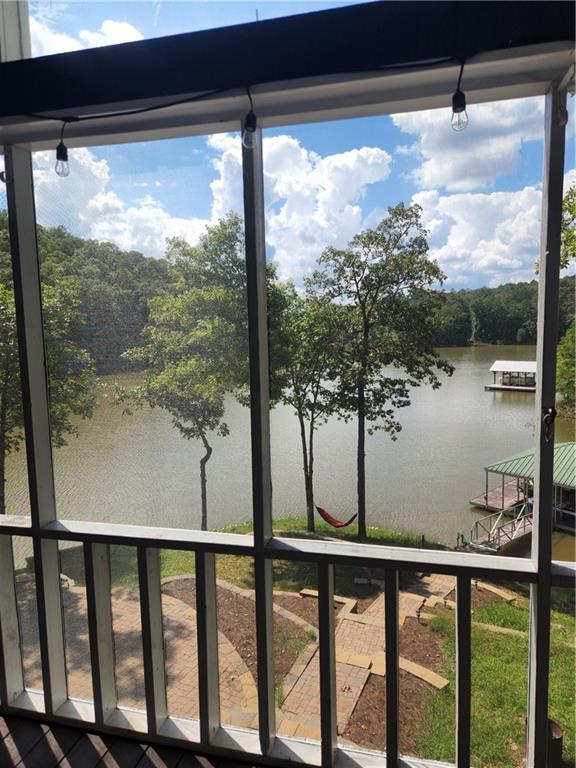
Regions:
[[165, 577, 512, 756], [162, 580, 310, 684], [342, 617, 447, 754]]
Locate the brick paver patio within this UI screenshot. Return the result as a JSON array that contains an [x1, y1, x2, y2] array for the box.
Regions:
[[16, 582, 257, 726], [14, 570, 456, 744]]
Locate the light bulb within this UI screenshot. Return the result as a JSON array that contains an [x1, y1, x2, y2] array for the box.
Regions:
[[55, 141, 70, 177], [451, 88, 468, 132], [451, 110, 469, 132], [242, 110, 258, 150]]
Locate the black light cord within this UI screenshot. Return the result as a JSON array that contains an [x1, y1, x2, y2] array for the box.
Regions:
[[456, 60, 465, 92], [24, 56, 464, 128], [27, 87, 229, 126]]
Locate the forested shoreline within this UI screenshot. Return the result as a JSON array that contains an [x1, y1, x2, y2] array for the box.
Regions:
[[1, 209, 574, 529], [1, 213, 573, 378]]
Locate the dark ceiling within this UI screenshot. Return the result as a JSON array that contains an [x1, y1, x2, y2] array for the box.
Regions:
[[0, 1, 573, 119]]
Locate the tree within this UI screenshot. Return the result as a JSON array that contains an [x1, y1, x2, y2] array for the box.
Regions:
[[556, 320, 575, 416], [535, 184, 576, 273], [310, 203, 453, 538], [560, 185, 576, 270], [0, 279, 95, 514], [120, 212, 291, 531], [436, 293, 472, 346], [121, 215, 248, 531], [279, 287, 345, 531]]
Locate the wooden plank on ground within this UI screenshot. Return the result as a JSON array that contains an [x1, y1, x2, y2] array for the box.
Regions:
[[399, 658, 449, 690], [473, 621, 525, 637], [0, 720, 48, 765], [14, 723, 82, 767], [476, 581, 517, 602], [57, 731, 116, 768]]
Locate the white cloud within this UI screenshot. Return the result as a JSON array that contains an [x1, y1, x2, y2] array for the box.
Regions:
[[33, 150, 207, 257], [264, 138, 392, 282], [30, 17, 83, 56], [32, 134, 391, 283], [32, 131, 571, 290], [30, 15, 142, 57], [207, 133, 392, 282], [393, 98, 544, 192], [412, 185, 544, 288], [79, 20, 143, 48]]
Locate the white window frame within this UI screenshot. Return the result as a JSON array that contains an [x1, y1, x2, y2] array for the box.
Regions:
[[0, 17, 573, 768]]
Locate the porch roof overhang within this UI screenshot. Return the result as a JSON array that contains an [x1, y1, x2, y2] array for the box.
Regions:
[[0, 1, 573, 149], [485, 442, 576, 490]]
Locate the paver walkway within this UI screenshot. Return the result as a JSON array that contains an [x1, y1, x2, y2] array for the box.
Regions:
[[278, 574, 457, 739], [15, 570, 457, 745], [17, 583, 257, 726]]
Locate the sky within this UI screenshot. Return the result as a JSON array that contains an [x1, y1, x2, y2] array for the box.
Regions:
[[27, 1, 576, 290]]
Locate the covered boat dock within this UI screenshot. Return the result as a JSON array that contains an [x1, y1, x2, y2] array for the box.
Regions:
[[467, 442, 575, 552], [485, 360, 536, 391]]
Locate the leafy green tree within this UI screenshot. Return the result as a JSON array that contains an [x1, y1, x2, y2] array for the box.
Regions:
[[560, 185, 575, 270], [310, 203, 453, 538], [121, 215, 248, 531], [0, 279, 95, 515], [556, 320, 575, 415], [436, 293, 472, 346], [278, 287, 345, 531], [535, 185, 576, 274]]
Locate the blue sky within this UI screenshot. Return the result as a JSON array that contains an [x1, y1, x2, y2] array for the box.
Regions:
[[28, 2, 575, 289]]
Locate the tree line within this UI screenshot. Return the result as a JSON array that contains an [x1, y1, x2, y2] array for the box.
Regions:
[[435, 278, 574, 347], [0, 197, 573, 535]]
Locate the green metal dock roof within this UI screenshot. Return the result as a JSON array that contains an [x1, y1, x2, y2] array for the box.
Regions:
[[485, 442, 576, 489]]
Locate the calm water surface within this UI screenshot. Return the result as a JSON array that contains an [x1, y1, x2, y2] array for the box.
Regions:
[[5, 345, 574, 559]]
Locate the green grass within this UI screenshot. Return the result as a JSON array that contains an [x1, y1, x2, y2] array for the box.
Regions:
[[56, 518, 442, 592], [268, 516, 445, 550], [417, 599, 575, 768], [474, 600, 530, 632]]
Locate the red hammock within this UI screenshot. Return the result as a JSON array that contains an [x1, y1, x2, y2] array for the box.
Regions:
[[316, 505, 358, 528]]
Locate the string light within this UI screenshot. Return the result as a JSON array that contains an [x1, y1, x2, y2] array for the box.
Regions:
[[451, 61, 468, 132], [242, 90, 258, 150], [55, 121, 70, 177]]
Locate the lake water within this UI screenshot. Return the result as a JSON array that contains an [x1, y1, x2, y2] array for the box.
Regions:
[[5, 344, 574, 560]]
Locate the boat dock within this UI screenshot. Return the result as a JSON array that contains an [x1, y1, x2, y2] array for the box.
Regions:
[[469, 479, 523, 512], [464, 443, 575, 554], [485, 360, 536, 392]]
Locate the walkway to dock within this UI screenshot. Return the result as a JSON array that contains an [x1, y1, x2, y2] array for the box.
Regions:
[[468, 504, 533, 553]]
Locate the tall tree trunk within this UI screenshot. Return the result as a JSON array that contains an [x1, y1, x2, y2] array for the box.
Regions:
[[0, 382, 6, 515], [297, 412, 314, 532], [199, 433, 213, 532], [357, 375, 366, 538], [308, 417, 316, 532]]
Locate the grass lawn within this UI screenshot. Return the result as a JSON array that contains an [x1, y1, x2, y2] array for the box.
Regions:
[[57, 517, 443, 591], [416, 597, 575, 768]]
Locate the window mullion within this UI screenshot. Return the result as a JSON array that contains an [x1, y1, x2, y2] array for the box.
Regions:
[[242, 125, 275, 753], [5, 145, 67, 715], [526, 82, 567, 768]]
